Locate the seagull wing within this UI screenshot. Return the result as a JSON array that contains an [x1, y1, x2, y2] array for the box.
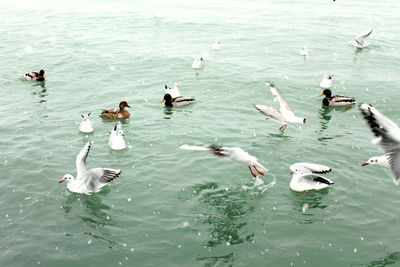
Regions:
[[301, 173, 334, 185], [360, 103, 400, 184], [355, 29, 372, 45], [254, 104, 286, 123], [85, 168, 121, 192], [265, 82, 294, 117], [290, 162, 332, 174], [76, 142, 91, 179], [179, 144, 212, 151]]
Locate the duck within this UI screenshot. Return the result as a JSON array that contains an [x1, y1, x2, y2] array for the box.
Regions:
[[319, 89, 355, 106], [25, 69, 45, 81], [161, 94, 196, 107], [58, 142, 121, 195], [109, 124, 126, 150], [192, 57, 204, 69], [164, 83, 181, 98], [212, 41, 222, 50], [100, 101, 131, 119], [79, 113, 94, 133], [289, 163, 334, 192], [362, 155, 390, 168], [320, 74, 333, 89]]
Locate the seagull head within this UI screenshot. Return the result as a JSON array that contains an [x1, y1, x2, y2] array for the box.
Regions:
[[117, 130, 125, 137], [59, 174, 74, 183], [362, 156, 386, 166]]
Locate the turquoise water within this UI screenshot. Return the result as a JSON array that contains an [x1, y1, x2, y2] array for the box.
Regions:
[[1, 0, 400, 266]]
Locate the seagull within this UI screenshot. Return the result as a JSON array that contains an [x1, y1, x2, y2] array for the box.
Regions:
[[179, 144, 267, 178], [320, 74, 333, 89], [350, 29, 373, 48], [212, 41, 222, 50], [79, 112, 94, 133], [109, 124, 126, 150], [360, 103, 400, 185], [362, 155, 390, 168], [192, 57, 204, 69], [300, 47, 309, 57], [289, 163, 334, 192], [164, 83, 181, 99], [58, 142, 121, 194], [254, 82, 306, 133]]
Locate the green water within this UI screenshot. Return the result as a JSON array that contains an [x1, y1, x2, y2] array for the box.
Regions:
[[1, 0, 400, 266]]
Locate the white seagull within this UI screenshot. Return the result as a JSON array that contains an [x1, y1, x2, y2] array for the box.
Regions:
[[350, 29, 373, 48], [300, 47, 309, 57], [320, 74, 333, 89], [254, 82, 307, 133], [289, 163, 334, 192], [360, 103, 400, 185], [109, 124, 126, 150], [362, 155, 390, 168], [58, 142, 121, 194], [164, 83, 181, 99], [179, 144, 268, 178], [192, 57, 204, 69], [212, 41, 222, 50], [79, 112, 94, 133]]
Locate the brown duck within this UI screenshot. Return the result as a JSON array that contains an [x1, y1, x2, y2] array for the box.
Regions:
[[100, 101, 131, 119]]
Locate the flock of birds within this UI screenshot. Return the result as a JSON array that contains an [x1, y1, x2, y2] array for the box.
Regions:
[[24, 30, 400, 195]]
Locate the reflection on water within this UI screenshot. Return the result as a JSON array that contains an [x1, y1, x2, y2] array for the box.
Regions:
[[290, 189, 329, 224], [364, 251, 400, 267], [317, 105, 353, 144], [31, 82, 47, 103], [318, 106, 333, 133], [163, 106, 194, 119], [197, 252, 234, 267]]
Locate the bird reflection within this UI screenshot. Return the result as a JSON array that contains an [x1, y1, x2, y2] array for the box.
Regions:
[[31, 82, 48, 103], [364, 251, 400, 267], [197, 252, 234, 266], [290, 189, 329, 224], [318, 105, 333, 133]]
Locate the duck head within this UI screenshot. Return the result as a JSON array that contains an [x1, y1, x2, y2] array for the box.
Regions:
[[162, 94, 173, 107], [119, 101, 131, 110], [320, 89, 332, 98], [59, 174, 74, 184]]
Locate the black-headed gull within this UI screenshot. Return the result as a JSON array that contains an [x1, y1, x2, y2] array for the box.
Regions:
[[179, 144, 267, 178], [350, 29, 373, 48], [360, 103, 400, 185], [79, 112, 94, 133], [289, 163, 334, 192], [59, 142, 121, 194], [192, 57, 204, 69], [109, 124, 126, 150], [164, 83, 181, 99], [320, 74, 333, 89], [362, 155, 390, 168], [254, 82, 307, 133]]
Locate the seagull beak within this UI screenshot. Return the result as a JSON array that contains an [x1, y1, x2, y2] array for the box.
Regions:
[[290, 171, 294, 174], [160, 99, 165, 103], [214, 151, 222, 155], [361, 163, 369, 166], [319, 93, 325, 96], [121, 133, 125, 136], [59, 179, 65, 183]]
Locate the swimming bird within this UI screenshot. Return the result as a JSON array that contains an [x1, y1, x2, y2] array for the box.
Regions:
[[289, 163, 334, 192], [25, 69, 45, 81], [320, 74, 333, 89], [362, 155, 390, 168], [58, 142, 121, 195], [350, 29, 373, 48], [79, 113, 94, 133], [161, 94, 196, 107], [360, 103, 400, 185], [319, 89, 356, 106], [109, 124, 126, 150], [192, 57, 204, 69], [164, 83, 181, 98], [212, 41, 222, 50], [254, 82, 306, 133], [100, 101, 131, 119], [179, 144, 267, 178], [300, 47, 308, 57]]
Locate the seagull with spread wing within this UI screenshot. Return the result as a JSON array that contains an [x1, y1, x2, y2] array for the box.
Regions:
[[58, 142, 121, 194], [289, 163, 334, 192], [350, 29, 373, 48], [360, 103, 400, 185], [254, 82, 307, 133]]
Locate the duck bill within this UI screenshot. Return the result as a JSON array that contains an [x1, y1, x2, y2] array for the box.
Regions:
[[59, 179, 65, 183], [361, 163, 369, 166], [160, 99, 165, 103], [126, 105, 131, 108], [319, 93, 325, 96]]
